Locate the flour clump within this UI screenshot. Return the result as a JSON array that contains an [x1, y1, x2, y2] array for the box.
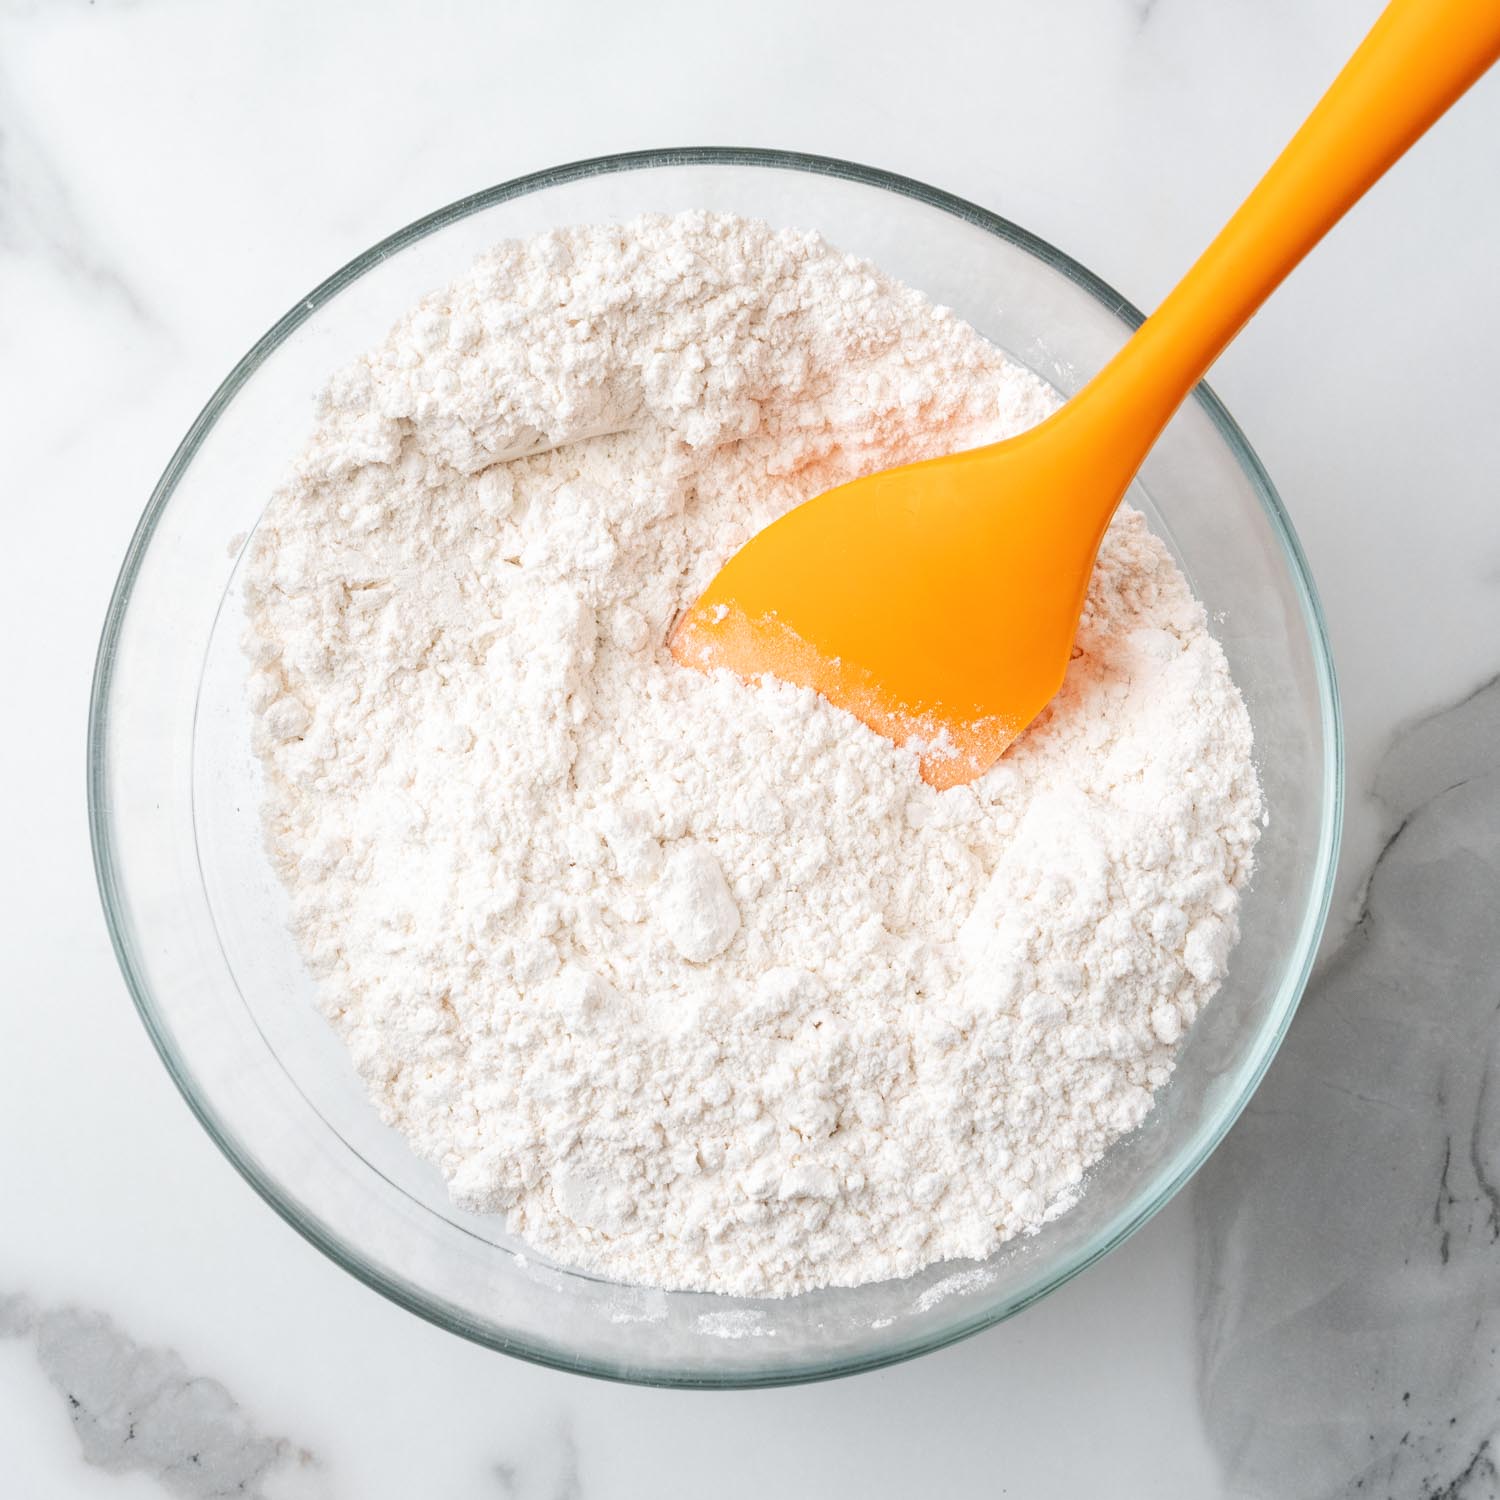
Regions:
[[245, 212, 1263, 1296]]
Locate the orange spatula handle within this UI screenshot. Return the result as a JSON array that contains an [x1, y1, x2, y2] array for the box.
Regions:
[[1074, 0, 1500, 479]]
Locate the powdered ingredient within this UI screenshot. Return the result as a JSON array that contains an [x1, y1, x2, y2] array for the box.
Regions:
[[244, 212, 1263, 1296]]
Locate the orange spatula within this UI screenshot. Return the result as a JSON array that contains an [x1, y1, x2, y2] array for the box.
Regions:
[[672, 0, 1500, 788]]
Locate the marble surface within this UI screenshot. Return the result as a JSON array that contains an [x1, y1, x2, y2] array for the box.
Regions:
[[2, 0, 1497, 1494]]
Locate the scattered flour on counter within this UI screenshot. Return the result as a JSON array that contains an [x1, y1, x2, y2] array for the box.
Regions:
[[244, 212, 1263, 1297]]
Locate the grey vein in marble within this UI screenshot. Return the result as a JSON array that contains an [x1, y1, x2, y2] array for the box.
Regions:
[[0, 65, 154, 322], [1196, 675, 1500, 1499], [492, 1416, 584, 1500], [0, 1293, 318, 1499]]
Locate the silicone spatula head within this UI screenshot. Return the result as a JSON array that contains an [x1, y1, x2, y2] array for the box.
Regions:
[[669, 429, 1117, 789]]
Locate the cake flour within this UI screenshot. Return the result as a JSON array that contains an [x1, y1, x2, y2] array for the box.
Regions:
[[244, 212, 1263, 1296]]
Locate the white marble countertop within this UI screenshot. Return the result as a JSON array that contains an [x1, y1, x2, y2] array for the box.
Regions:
[[4, 1, 1498, 1495]]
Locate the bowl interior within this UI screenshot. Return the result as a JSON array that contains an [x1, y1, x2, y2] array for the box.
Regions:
[[92, 151, 1340, 1387]]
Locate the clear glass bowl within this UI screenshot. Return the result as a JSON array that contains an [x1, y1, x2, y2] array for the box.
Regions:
[[89, 149, 1342, 1388]]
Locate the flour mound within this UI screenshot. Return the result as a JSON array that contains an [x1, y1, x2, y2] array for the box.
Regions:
[[245, 212, 1262, 1296]]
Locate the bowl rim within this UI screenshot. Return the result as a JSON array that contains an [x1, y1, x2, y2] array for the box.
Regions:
[[88, 145, 1344, 1388]]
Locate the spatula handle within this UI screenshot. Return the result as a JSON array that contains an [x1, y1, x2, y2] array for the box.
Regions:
[[1078, 0, 1500, 464]]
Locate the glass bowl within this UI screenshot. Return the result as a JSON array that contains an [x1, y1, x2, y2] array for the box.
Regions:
[[88, 149, 1342, 1388]]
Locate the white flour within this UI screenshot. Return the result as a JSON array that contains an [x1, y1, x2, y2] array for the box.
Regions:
[[245, 212, 1262, 1296]]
